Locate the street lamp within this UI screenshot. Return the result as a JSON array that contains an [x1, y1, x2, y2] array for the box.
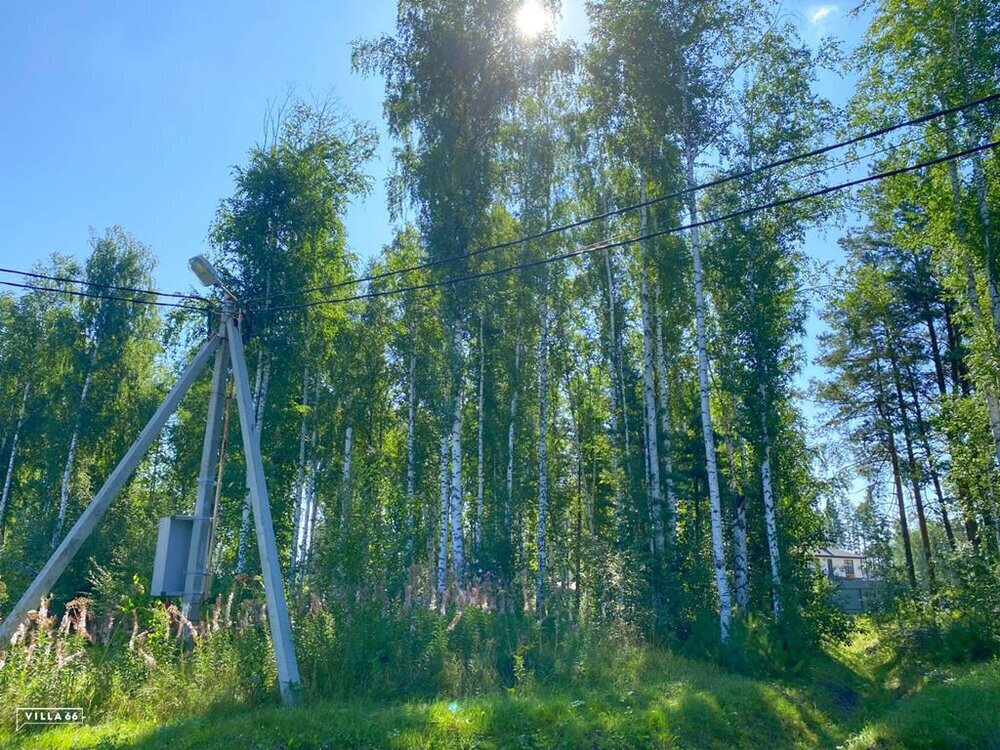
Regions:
[[188, 254, 236, 300]]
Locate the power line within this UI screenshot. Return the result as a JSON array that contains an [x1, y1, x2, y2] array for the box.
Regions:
[[0, 266, 208, 303], [253, 91, 1000, 304], [257, 139, 999, 312], [754, 117, 962, 197], [0, 279, 211, 312]]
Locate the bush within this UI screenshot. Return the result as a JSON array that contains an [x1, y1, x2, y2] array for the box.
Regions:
[[884, 548, 1000, 667]]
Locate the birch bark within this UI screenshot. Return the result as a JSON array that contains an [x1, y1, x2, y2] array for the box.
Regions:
[[654, 295, 677, 547], [449, 392, 464, 585], [341, 424, 354, 527], [684, 139, 731, 640], [723, 428, 749, 617], [291, 367, 309, 572], [303, 455, 319, 573], [437, 434, 450, 597], [733, 491, 749, 616], [237, 354, 270, 572], [604, 249, 628, 535], [0, 381, 29, 543], [507, 312, 522, 537], [758, 388, 782, 619], [475, 310, 485, 554], [637, 183, 665, 563], [406, 335, 417, 554], [536, 284, 550, 613], [53, 350, 96, 547]]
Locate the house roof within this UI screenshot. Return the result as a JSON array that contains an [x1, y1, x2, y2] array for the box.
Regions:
[[815, 546, 864, 559]]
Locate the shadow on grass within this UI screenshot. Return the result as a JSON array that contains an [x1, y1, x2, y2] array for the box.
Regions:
[[8, 640, 927, 750]]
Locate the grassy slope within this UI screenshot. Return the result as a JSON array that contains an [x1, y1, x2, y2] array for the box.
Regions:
[[4, 635, 998, 749], [845, 661, 1000, 750], [2, 650, 848, 749]]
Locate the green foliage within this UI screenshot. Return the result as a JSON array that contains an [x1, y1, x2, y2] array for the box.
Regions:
[[880, 548, 1000, 667], [1, 2, 999, 748]]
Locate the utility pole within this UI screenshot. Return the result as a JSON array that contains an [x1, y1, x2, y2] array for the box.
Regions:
[[0, 257, 302, 707], [228, 314, 301, 703], [181, 302, 231, 623], [0, 335, 221, 647]]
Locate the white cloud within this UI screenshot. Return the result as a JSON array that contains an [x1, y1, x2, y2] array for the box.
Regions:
[[809, 4, 838, 23]]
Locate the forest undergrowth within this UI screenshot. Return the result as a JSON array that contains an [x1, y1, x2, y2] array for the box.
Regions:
[[1, 583, 997, 750]]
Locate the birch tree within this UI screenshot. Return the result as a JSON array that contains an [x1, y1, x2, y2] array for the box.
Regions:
[[52, 228, 160, 547], [355, 0, 528, 590]]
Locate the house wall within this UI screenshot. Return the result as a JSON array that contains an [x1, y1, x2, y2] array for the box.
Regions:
[[815, 555, 867, 580]]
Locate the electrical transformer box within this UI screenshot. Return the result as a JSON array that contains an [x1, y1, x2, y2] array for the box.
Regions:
[[151, 515, 194, 597]]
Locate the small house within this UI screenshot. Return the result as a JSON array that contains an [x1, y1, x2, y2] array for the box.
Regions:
[[814, 546, 868, 580]]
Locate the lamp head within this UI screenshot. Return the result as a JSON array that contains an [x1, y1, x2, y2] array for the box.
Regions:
[[188, 254, 222, 287]]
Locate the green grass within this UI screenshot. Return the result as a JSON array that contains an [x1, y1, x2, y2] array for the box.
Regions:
[[3, 625, 997, 749], [1, 649, 846, 749], [844, 661, 1000, 750]]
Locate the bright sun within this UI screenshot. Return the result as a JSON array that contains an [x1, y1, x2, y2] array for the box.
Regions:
[[516, 0, 552, 39]]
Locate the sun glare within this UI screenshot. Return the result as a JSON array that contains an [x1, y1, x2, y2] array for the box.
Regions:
[[516, 0, 552, 39]]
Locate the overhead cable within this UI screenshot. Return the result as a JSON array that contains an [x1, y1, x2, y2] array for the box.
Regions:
[[256, 139, 999, 312], [0, 266, 209, 303], [0, 279, 211, 312], [253, 91, 1000, 303]]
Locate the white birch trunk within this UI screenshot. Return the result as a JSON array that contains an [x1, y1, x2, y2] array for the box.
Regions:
[[406, 337, 417, 552], [654, 302, 677, 548], [640, 397, 655, 559], [759, 396, 781, 619], [607, 345, 624, 531], [437, 433, 450, 597], [341, 424, 353, 526], [237, 272, 272, 573], [638, 183, 665, 562], [507, 322, 521, 533], [0, 381, 30, 540], [606, 249, 632, 463], [291, 367, 309, 571], [733, 491, 749, 615], [684, 140, 732, 641], [302, 374, 321, 578], [612, 269, 632, 463], [304, 463, 319, 564], [604, 249, 626, 533], [536, 289, 550, 613], [475, 310, 485, 554], [237, 355, 270, 572], [661, 0, 731, 637], [449, 330, 465, 585], [723, 428, 749, 616], [53, 353, 95, 547]]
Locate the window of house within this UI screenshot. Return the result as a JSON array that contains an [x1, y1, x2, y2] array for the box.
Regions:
[[826, 558, 834, 577], [844, 558, 855, 579]]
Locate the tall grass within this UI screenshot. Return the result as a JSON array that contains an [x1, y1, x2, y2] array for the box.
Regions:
[[0, 582, 650, 725]]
